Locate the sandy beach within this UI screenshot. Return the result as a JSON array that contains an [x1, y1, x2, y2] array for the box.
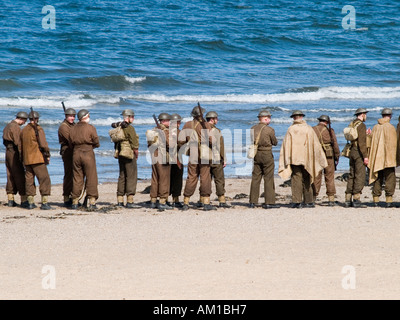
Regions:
[[2, 173, 400, 300]]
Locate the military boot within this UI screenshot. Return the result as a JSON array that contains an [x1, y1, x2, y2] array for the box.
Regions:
[[40, 196, 52, 210], [373, 196, 380, 208], [386, 196, 394, 208], [344, 193, 352, 208], [70, 198, 79, 210], [7, 194, 17, 207], [352, 194, 366, 208], [218, 195, 231, 208], [181, 196, 190, 211], [172, 196, 183, 208], [63, 195, 72, 208], [88, 197, 97, 211], [26, 196, 37, 210], [196, 196, 204, 208], [117, 195, 124, 207], [203, 197, 216, 211], [20, 195, 29, 208], [126, 195, 141, 209], [328, 195, 336, 207]]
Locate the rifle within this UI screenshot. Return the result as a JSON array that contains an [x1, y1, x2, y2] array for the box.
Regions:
[[328, 121, 338, 170], [30, 107, 50, 165], [197, 102, 207, 129], [152, 114, 161, 129], [62, 101, 66, 113]]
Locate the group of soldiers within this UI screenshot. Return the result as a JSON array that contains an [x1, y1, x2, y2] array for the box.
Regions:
[[2, 104, 398, 211]]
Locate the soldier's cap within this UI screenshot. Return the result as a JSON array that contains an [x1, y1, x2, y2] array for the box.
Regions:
[[158, 112, 171, 120], [77, 109, 90, 120], [205, 111, 218, 119], [65, 108, 76, 116], [317, 115, 330, 123], [121, 109, 134, 117], [170, 113, 182, 121], [16, 111, 28, 119], [191, 105, 206, 117], [381, 108, 392, 116], [290, 110, 305, 118], [354, 108, 368, 116], [258, 110, 271, 118], [28, 111, 39, 119]]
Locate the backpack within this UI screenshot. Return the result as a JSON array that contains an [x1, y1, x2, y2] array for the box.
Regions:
[[343, 120, 362, 141], [109, 125, 126, 143]]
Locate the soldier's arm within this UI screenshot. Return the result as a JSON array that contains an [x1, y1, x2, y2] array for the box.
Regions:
[[270, 128, 278, 146], [91, 127, 100, 149]]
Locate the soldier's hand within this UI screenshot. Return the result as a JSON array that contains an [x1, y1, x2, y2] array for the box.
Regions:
[[134, 149, 139, 159], [364, 158, 369, 166], [223, 161, 227, 168]]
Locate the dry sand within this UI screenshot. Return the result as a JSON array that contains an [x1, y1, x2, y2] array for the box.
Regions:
[[2, 173, 400, 300]]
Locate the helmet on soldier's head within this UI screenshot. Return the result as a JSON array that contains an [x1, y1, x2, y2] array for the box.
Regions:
[[28, 111, 39, 119], [16, 111, 28, 119], [158, 113, 171, 120], [290, 110, 305, 118], [354, 108, 368, 116], [77, 109, 89, 120], [191, 105, 205, 117], [317, 115, 330, 123], [381, 108, 392, 116], [258, 110, 271, 118], [65, 108, 76, 116], [205, 111, 218, 119], [171, 113, 182, 121], [121, 109, 135, 117]]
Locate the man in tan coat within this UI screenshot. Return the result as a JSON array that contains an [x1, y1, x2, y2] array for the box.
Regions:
[[278, 110, 328, 208], [20, 111, 52, 210], [249, 110, 279, 209], [368, 108, 397, 207], [113, 109, 140, 208], [3, 111, 28, 207], [69, 109, 100, 210], [312, 115, 340, 206], [58, 107, 76, 207], [344, 108, 369, 208]]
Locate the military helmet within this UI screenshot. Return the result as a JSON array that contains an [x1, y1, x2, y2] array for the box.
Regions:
[[28, 111, 39, 119], [354, 108, 368, 116], [290, 110, 305, 118], [16, 111, 28, 119], [121, 109, 135, 117], [77, 109, 89, 120], [317, 115, 330, 123], [158, 112, 171, 120], [258, 110, 271, 118], [170, 113, 182, 121], [191, 105, 206, 117], [205, 111, 218, 119], [381, 108, 392, 116], [65, 108, 76, 116]]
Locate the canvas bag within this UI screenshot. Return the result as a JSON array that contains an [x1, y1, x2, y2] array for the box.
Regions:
[[343, 120, 362, 141], [109, 125, 126, 143], [247, 125, 266, 159]]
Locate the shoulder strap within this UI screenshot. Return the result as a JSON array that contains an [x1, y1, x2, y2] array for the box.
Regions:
[[254, 125, 266, 145]]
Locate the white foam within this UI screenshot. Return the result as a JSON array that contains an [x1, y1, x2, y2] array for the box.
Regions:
[[124, 76, 146, 84]]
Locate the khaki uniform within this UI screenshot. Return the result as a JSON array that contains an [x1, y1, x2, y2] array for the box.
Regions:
[[20, 123, 51, 197], [345, 120, 368, 199], [3, 120, 26, 199], [279, 119, 328, 205], [180, 119, 213, 203], [70, 121, 100, 203], [209, 124, 227, 201], [368, 117, 397, 203], [249, 122, 278, 204], [116, 123, 139, 199], [58, 120, 75, 200], [312, 123, 340, 198], [149, 124, 171, 203]]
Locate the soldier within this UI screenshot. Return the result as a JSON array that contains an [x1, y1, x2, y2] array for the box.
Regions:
[[178, 105, 215, 211], [113, 109, 140, 208], [148, 113, 172, 210], [169, 113, 184, 208], [20, 110, 52, 210], [368, 108, 397, 207], [278, 110, 328, 208], [3, 111, 28, 207], [344, 108, 369, 208], [69, 109, 100, 210], [58, 107, 76, 207], [206, 111, 230, 208], [312, 115, 340, 206], [249, 110, 279, 209]]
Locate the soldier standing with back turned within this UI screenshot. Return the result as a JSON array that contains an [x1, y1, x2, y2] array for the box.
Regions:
[[169, 113, 184, 208], [69, 109, 100, 210], [58, 107, 76, 207], [312, 115, 340, 206], [3, 111, 28, 207], [249, 110, 279, 209], [344, 108, 369, 208]]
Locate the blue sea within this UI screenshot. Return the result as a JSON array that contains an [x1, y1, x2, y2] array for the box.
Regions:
[[1, 0, 400, 186]]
